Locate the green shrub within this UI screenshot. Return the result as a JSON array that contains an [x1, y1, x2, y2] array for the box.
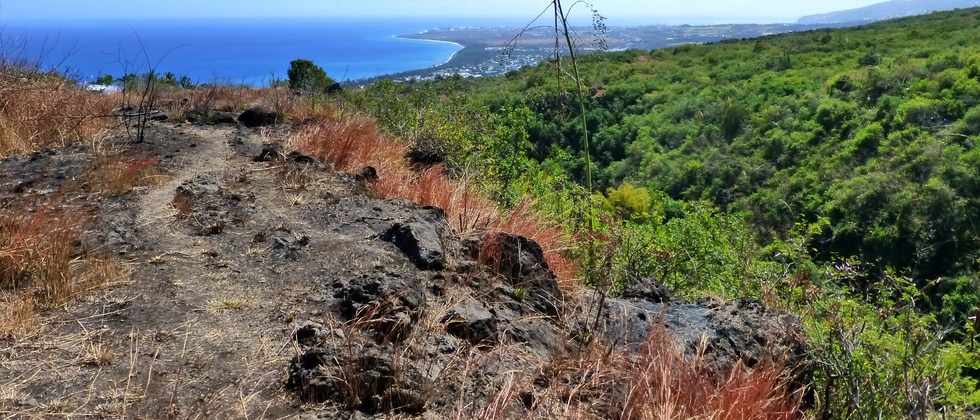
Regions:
[[963, 105, 980, 135], [605, 183, 662, 223], [897, 97, 945, 127]]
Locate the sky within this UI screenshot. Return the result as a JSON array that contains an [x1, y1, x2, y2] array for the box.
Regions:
[[0, 0, 885, 23]]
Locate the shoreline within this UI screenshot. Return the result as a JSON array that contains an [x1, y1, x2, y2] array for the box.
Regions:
[[352, 33, 488, 84], [393, 35, 466, 67]]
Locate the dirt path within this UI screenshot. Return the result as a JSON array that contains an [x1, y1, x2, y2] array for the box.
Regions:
[[1, 123, 317, 418], [135, 124, 236, 235]]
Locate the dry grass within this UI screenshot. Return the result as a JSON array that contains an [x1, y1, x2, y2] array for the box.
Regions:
[[206, 296, 252, 313], [155, 85, 280, 119], [0, 209, 130, 338], [155, 84, 334, 123], [0, 65, 119, 157], [82, 342, 115, 367], [618, 329, 801, 420], [288, 112, 576, 285], [445, 324, 802, 420], [86, 154, 163, 197], [521, 327, 803, 420]]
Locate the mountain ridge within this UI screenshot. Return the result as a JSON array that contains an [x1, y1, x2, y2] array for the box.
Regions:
[[798, 0, 980, 24]]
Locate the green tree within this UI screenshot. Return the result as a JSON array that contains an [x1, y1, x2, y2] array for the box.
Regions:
[[94, 74, 114, 86], [287, 59, 337, 95]]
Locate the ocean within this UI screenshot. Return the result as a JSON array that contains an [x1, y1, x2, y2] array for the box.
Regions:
[[0, 18, 477, 85]]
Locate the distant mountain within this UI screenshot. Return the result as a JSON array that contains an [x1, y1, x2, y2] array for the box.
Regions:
[[798, 0, 980, 24]]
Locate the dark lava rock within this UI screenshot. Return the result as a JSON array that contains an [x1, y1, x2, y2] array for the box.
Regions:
[[593, 296, 808, 380], [148, 110, 169, 121], [293, 321, 327, 347], [442, 302, 498, 346], [332, 274, 425, 342], [268, 228, 310, 261], [621, 277, 672, 303], [172, 174, 254, 236], [287, 151, 320, 165], [406, 138, 446, 167], [238, 106, 282, 128], [382, 222, 446, 271], [253, 143, 283, 162], [356, 166, 379, 183], [480, 233, 563, 316], [287, 346, 425, 415], [185, 110, 238, 125], [210, 111, 239, 124]]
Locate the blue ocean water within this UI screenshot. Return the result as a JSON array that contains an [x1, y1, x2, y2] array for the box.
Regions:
[[0, 18, 472, 85]]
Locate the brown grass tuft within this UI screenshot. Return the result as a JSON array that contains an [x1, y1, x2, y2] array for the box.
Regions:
[[0, 209, 130, 338]]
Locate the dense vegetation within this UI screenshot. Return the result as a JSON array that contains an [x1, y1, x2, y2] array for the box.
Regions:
[[334, 8, 980, 418]]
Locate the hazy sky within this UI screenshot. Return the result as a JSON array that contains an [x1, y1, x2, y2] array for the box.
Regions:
[[0, 0, 884, 23]]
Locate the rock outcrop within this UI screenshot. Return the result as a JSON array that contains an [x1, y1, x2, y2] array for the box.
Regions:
[[238, 106, 281, 128]]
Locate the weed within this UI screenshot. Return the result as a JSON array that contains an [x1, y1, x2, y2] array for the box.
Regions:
[[207, 297, 251, 313]]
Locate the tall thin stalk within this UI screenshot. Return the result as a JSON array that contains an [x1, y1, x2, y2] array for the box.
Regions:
[[554, 0, 594, 199]]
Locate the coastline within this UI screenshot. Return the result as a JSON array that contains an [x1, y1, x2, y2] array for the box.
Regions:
[[352, 33, 490, 84], [394, 35, 466, 67]]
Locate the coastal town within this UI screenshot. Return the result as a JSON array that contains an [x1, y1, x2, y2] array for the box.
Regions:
[[384, 21, 847, 81]]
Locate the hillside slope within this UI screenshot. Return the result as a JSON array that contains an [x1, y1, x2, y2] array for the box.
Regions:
[[799, 0, 980, 24], [0, 105, 807, 417]]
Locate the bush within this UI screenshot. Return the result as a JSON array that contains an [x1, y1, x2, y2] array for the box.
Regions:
[[963, 105, 980, 135], [605, 183, 661, 223], [288, 59, 338, 95], [898, 97, 945, 127]]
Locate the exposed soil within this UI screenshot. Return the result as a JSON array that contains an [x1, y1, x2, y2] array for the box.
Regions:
[[1, 118, 808, 419]]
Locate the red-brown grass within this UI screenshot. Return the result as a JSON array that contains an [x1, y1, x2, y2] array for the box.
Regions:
[[289, 113, 576, 285], [618, 328, 802, 420], [0, 66, 119, 157], [86, 155, 162, 197], [522, 327, 802, 419]]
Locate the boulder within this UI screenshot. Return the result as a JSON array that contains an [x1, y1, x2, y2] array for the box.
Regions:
[[238, 106, 281, 128], [621, 277, 672, 303], [592, 295, 809, 383], [480, 233, 563, 316], [382, 222, 445, 271], [356, 166, 379, 183], [442, 302, 498, 346], [287, 151, 320, 165], [332, 274, 425, 342], [287, 346, 425, 415]]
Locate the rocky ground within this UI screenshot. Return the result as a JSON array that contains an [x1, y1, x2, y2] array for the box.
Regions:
[[0, 114, 808, 419]]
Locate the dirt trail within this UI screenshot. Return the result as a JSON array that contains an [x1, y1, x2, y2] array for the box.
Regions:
[[1, 122, 320, 418], [135, 124, 235, 233]]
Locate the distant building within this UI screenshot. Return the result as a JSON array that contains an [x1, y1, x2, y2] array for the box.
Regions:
[[85, 84, 122, 94]]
